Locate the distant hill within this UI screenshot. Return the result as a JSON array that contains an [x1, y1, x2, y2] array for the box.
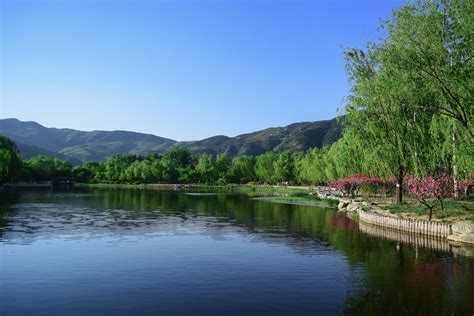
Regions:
[[15, 141, 83, 165], [0, 117, 343, 162], [0, 118, 176, 162], [176, 119, 343, 157]]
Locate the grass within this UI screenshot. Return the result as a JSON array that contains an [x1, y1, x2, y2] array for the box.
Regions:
[[77, 182, 311, 197], [385, 196, 474, 222], [216, 184, 310, 197], [270, 194, 322, 202], [387, 203, 427, 216], [264, 193, 339, 207]]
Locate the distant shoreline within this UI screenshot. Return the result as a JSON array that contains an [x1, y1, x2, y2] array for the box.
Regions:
[[252, 196, 337, 208], [76, 182, 341, 208], [75, 182, 312, 195]]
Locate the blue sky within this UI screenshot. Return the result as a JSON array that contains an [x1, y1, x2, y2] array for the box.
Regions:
[[1, 0, 405, 140]]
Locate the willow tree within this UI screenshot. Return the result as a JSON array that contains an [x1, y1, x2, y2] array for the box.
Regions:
[[273, 152, 296, 183], [323, 128, 367, 181], [384, 0, 473, 141], [296, 147, 328, 185], [196, 154, 217, 184], [255, 152, 277, 184], [429, 115, 474, 189], [0, 135, 21, 183], [363, 0, 474, 198], [344, 47, 433, 203]]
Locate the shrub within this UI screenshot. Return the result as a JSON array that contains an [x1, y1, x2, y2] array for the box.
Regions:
[[329, 174, 389, 197]]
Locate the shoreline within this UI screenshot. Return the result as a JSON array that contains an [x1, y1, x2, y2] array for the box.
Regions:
[[72, 183, 474, 245], [74, 182, 312, 196], [332, 195, 474, 245], [252, 196, 337, 208]]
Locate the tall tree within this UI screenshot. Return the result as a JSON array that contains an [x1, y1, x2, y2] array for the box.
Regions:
[[0, 136, 21, 183], [273, 152, 296, 183], [215, 153, 231, 182], [161, 147, 194, 183], [25, 155, 73, 181], [196, 154, 217, 184], [228, 156, 255, 183], [255, 152, 277, 184], [383, 0, 473, 140], [344, 47, 433, 203]]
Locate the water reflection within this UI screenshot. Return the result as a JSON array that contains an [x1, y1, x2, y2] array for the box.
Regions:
[[1, 188, 473, 315]]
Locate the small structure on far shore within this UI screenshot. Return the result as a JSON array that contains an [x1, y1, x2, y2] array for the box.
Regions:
[[3, 177, 74, 188]]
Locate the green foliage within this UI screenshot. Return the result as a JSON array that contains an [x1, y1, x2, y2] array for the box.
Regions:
[[323, 129, 367, 180], [255, 152, 277, 184], [73, 161, 102, 183], [339, 0, 474, 203], [295, 147, 328, 184], [0, 135, 21, 182], [228, 155, 255, 184], [273, 151, 296, 183], [196, 154, 217, 184], [215, 153, 231, 180], [23, 155, 73, 181], [383, 0, 473, 140], [160, 147, 194, 183]]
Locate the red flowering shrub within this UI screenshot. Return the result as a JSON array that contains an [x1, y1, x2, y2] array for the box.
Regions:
[[329, 174, 388, 197]]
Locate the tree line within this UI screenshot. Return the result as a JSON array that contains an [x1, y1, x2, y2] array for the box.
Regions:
[[0, 137, 375, 185], [72, 147, 359, 185], [0, 138, 77, 183]]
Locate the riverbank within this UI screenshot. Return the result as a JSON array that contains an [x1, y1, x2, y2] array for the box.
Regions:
[[253, 195, 339, 208], [331, 192, 474, 245], [76, 183, 312, 197]]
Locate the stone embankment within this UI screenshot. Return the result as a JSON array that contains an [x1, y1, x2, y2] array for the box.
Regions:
[[357, 209, 452, 238], [315, 186, 474, 245], [448, 221, 474, 245], [359, 221, 450, 252], [359, 221, 474, 257]]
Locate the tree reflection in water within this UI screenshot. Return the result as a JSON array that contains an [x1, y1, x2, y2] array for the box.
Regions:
[[1, 188, 473, 314]]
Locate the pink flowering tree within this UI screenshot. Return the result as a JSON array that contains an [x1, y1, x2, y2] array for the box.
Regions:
[[405, 176, 442, 221], [406, 174, 472, 220], [329, 174, 386, 198]]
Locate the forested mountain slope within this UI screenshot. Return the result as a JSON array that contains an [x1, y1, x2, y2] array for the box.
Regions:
[[0, 117, 343, 162]]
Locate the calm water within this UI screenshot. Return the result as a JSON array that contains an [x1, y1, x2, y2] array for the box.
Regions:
[[1, 189, 473, 315]]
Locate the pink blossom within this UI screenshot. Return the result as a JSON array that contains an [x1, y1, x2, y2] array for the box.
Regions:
[[329, 174, 386, 195], [405, 173, 472, 220], [405, 176, 443, 200]]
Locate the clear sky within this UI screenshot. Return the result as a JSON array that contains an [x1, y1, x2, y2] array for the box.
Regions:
[[1, 0, 405, 141]]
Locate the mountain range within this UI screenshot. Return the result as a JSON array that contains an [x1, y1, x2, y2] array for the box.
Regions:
[[0, 117, 343, 164]]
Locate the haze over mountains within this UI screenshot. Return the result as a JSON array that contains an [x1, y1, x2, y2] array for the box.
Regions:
[[0, 118, 343, 164]]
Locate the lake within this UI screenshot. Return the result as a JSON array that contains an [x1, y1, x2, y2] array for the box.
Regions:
[[1, 188, 473, 315]]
